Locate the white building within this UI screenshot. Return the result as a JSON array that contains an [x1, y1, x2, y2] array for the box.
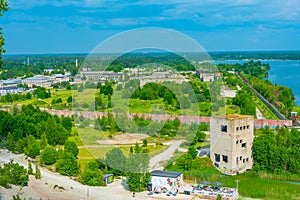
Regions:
[[150, 170, 183, 193], [50, 74, 70, 83], [22, 76, 52, 88], [210, 114, 254, 175], [75, 70, 124, 83]]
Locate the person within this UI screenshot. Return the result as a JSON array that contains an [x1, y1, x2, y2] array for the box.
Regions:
[[132, 192, 135, 197]]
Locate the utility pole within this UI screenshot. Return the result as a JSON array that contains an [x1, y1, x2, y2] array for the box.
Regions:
[[235, 180, 239, 192]]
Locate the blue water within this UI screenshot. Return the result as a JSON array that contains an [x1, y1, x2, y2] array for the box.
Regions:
[[215, 60, 300, 106]]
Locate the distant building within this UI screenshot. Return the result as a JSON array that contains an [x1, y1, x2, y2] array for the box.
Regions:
[[210, 114, 254, 175], [0, 79, 24, 95], [130, 71, 186, 87], [22, 76, 52, 88], [196, 70, 222, 82], [44, 68, 54, 74], [75, 68, 124, 83], [50, 74, 70, 83]]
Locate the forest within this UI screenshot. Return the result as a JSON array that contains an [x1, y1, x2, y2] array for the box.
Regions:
[[253, 128, 300, 176]]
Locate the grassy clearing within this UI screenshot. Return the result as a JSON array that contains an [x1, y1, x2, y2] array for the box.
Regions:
[[187, 171, 300, 199], [77, 127, 110, 145]]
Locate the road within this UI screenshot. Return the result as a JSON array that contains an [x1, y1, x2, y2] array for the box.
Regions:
[[0, 149, 134, 200], [149, 140, 183, 170], [0, 149, 195, 200]]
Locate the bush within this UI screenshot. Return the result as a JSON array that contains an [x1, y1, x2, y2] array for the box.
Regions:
[[0, 161, 29, 188], [81, 161, 105, 186], [41, 146, 58, 165]]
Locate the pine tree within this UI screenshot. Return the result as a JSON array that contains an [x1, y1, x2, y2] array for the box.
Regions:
[[35, 164, 41, 179], [28, 161, 33, 175]]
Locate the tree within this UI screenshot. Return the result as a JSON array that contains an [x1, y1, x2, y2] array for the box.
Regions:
[[1, 161, 28, 187], [81, 161, 105, 186], [134, 143, 142, 153], [64, 141, 78, 157], [67, 96, 72, 103], [6, 132, 14, 151], [24, 135, 40, 158], [15, 139, 25, 153], [41, 146, 58, 165], [26, 92, 32, 99], [28, 161, 33, 175], [45, 117, 68, 146], [105, 148, 126, 176], [126, 151, 149, 192], [177, 154, 193, 171], [142, 139, 148, 147], [0, 0, 8, 70], [66, 83, 71, 90], [56, 151, 79, 176], [61, 116, 73, 131], [35, 164, 41, 179], [34, 87, 51, 99], [39, 133, 47, 149], [188, 146, 197, 159]]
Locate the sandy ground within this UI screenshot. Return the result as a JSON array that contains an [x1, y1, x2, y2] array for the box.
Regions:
[[256, 107, 265, 119], [0, 148, 200, 200], [97, 133, 149, 145]]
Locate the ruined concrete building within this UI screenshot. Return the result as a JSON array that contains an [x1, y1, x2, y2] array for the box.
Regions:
[[210, 114, 254, 175]]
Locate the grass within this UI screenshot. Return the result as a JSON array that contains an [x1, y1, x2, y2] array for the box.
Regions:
[[175, 157, 300, 200], [77, 127, 110, 145]]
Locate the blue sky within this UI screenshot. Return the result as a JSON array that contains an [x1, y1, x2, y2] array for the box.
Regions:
[[2, 0, 300, 54]]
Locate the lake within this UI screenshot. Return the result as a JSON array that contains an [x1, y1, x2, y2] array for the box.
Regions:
[[215, 60, 300, 106]]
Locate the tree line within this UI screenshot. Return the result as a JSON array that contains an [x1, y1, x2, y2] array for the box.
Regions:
[[253, 128, 300, 176]]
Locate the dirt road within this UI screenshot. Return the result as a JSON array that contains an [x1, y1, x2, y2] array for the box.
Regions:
[[149, 140, 183, 170]]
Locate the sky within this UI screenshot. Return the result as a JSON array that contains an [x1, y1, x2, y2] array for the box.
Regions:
[[2, 0, 300, 54]]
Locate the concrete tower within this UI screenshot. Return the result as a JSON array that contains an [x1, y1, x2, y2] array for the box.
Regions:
[[210, 114, 254, 175]]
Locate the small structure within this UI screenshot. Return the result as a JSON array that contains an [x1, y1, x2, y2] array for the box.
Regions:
[[103, 174, 114, 184], [150, 170, 183, 193], [210, 114, 254, 175]]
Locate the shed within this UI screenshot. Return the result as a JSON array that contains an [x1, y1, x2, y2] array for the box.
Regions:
[[150, 170, 183, 193], [103, 174, 114, 184]]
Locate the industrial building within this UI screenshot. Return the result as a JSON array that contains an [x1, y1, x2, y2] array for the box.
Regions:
[[210, 114, 254, 175]]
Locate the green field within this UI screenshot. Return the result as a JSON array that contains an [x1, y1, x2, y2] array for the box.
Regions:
[[169, 157, 300, 200]]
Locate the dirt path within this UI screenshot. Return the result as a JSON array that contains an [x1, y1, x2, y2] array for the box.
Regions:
[[0, 149, 196, 200], [149, 140, 183, 170], [256, 107, 265, 119], [0, 149, 132, 200]]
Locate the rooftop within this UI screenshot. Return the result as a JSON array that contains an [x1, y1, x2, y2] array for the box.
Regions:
[[24, 76, 50, 81], [213, 114, 254, 120], [151, 170, 182, 178]]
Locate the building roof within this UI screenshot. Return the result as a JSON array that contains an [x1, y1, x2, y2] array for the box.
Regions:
[[103, 174, 114, 178], [151, 170, 182, 178], [2, 79, 22, 85], [213, 114, 254, 120], [24, 76, 50, 81]]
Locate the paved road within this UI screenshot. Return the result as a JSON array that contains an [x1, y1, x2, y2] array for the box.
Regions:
[[149, 140, 183, 170]]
